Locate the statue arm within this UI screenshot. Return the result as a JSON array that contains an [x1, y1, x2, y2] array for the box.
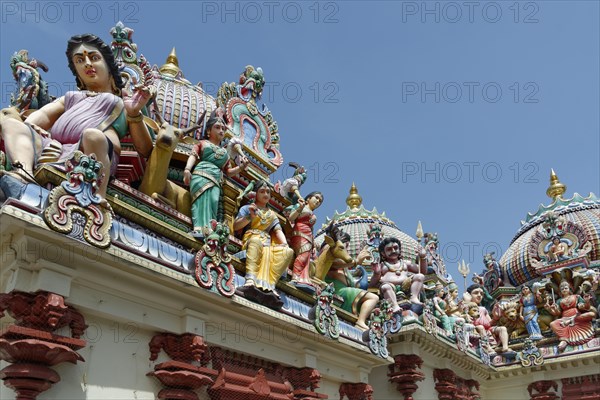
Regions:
[[408, 247, 427, 274], [127, 118, 153, 158], [577, 295, 591, 311], [369, 262, 382, 288], [233, 205, 252, 231], [183, 150, 198, 186], [286, 200, 305, 223], [25, 96, 65, 129], [121, 85, 155, 158], [224, 157, 248, 177], [271, 226, 287, 245]]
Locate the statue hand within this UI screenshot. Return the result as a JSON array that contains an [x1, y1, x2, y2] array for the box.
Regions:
[[183, 170, 192, 185], [356, 247, 371, 265], [297, 197, 306, 209], [248, 204, 258, 219], [238, 155, 249, 170], [123, 83, 155, 116]]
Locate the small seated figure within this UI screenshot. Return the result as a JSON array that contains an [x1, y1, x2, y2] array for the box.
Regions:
[[233, 180, 294, 298], [370, 237, 427, 313], [285, 191, 324, 285], [548, 237, 570, 263], [323, 230, 379, 331], [432, 284, 452, 335], [443, 283, 466, 335], [544, 280, 596, 351]]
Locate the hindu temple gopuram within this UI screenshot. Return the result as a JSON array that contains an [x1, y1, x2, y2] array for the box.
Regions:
[[0, 23, 598, 400]]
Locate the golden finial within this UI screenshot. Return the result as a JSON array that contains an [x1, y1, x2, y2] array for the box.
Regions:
[[416, 221, 424, 242], [346, 182, 362, 210], [159, 47, 182, 77], [546, 169, 566, 200]]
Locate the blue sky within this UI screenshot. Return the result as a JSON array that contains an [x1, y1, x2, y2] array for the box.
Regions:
[[2, 1, 599, 290]]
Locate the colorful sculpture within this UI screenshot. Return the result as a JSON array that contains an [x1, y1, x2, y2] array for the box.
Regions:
[[9, 49, 52, 111], [43, 151, 112, 248], [465, 284, 513, 353], [233, 180, 294, 305], [286, 191, 324, 285], [544, 280, 596, 351], [423, 232, 446, 277], [482, 252, 503, 292], [547, 236, 570, 262], [194, 220, 235, 298], [309, 283, 340, 339], [322, 229, 379, 331], [496, 301, 527, 340], [519, 285, 543, 340], [432, 284, 452, 335], [277, 162, 306, 204], [370, 237, 427, 313], [445, 283, 464, 317], [184, 109, 248, 236], [139, 109, 199, 215], [0, 33, 154, 203]]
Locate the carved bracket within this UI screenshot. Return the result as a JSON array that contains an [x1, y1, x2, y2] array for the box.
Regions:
[[147, 333, 214, 400], [0, 290, 87, 400], [339, 382, 373, 400], [0, 291, 87, 338], [561, 374, 600, 400], [283, 367, 328, 399], [388, 355, 425, 400], [528, 380, 559, 400], [433, 369, 479, 400]]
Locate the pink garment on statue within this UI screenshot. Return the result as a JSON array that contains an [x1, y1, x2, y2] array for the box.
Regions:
[[41, 91, 124, 173]]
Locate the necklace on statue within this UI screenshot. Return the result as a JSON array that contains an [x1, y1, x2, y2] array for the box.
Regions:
[[210, 143, 227, 160], [256, 207, 271, 225], [385, 261, 404, 275]]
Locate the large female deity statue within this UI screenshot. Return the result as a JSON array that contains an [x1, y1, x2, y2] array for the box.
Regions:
[[183, 110, 248, 236], [233, 180, 294, 296], [0, 33, 154, 201], [544, 280, 596, 351]]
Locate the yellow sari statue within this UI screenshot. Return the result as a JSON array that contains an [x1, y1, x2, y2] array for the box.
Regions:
[[234, 181, 294, 299]]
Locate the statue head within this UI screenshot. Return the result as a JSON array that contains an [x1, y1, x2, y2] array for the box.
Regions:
[[435, 284, 445, 298], [500, 302, 519, 321], [202, 108, 227, 140], [305, 191, 324, 211], [466, 284, 484, 305], [378, 237, 402, 263], [559, 280, 572, 296], [253, 180, 272, 206], [467, 302, 480, 319], [66, 33, 124, 93]]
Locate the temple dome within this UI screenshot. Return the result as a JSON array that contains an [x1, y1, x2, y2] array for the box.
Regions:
[[110, 23, 215, 130], [151, 48, 216, 129], [314, 183, 419, 263], [499, 170, 600, 286]]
